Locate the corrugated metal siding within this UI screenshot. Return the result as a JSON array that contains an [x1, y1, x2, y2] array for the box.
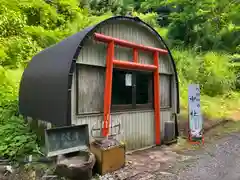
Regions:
[[73, 114, 103, 142], [78, 36, 107, 67], [77, 21, 173, 74], [112, 111, 155, 150], [74, 110, 172, 150], [159, 56, 173, 74]]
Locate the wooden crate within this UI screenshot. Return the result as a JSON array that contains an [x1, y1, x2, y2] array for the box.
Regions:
[[90, 142, 125, 175]]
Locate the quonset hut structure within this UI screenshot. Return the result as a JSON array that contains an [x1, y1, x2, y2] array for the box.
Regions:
[[19, 16, 180, 150]]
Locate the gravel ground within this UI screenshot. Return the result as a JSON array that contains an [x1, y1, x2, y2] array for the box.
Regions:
[[97, 132, 240, 180], [156, 133, 240, 180]]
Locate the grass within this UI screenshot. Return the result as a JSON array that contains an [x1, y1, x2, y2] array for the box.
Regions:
[[173, 120, 240, 153], [180, 90, 240, 120], [201, 93, 240, 119], [174, 88, 240, 152], [206, 120, 240, 139]]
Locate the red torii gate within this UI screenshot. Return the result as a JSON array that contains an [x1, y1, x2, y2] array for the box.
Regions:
[[94, 33, 168, 145]]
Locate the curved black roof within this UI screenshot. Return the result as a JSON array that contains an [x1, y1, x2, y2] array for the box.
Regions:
[[19, 16, 180, 126]]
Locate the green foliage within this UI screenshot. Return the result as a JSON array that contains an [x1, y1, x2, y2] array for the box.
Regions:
[[24, 26, 64, 48], [231, 54, 240, 89], [0, 67, 23, 105], [0, 9, 27, 37], [139, 0, 240, 53], [0, 36, 41, 68], [88, 0, 133, 15], [199, 52, 236, 96], [0, 114, 38, 159], [172, 49, 201, 84], [173, 50, 236, 96], [140, 0, 163, 11], [0, 0, 114, 69], [132, 12, 158, 27], [0, 67, 39, 159]]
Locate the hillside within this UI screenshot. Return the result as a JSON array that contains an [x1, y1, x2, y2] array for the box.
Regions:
[[0, 0, 239, 159]]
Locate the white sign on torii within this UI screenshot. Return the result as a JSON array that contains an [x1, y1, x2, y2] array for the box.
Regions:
[[188, 84, 203, 139]]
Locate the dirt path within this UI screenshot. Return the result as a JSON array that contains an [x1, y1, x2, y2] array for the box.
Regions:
[[96, 132, 240, 180], [94, 144, 194, 180], [156, 132, 240, 180]]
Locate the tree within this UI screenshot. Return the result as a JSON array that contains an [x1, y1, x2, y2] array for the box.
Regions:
[[138, 0, 240, 53]]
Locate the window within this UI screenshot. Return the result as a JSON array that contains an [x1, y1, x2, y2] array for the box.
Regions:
[[112, 69, 153, 111]]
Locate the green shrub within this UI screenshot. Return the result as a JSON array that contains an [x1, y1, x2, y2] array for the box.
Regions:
[[25, 26, 65, 48], [155, 27, 168, 40], [0, 8, 27, 37], [0, 114, 38, 159], [172, 50, 236, 96], [199, 52, 236, 96], [0, 67, 23, 105], [19, 0, 66, 29], [132, 12, 158, 27], [172, 49, 201, 84], [0, 36, 41, 68], [0, 67, 38, 159]]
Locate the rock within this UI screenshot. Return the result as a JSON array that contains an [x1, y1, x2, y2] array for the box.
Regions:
[[0, 165, 13, 175], [55, 151, 96, 180], [5, 165, 13, 173]]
